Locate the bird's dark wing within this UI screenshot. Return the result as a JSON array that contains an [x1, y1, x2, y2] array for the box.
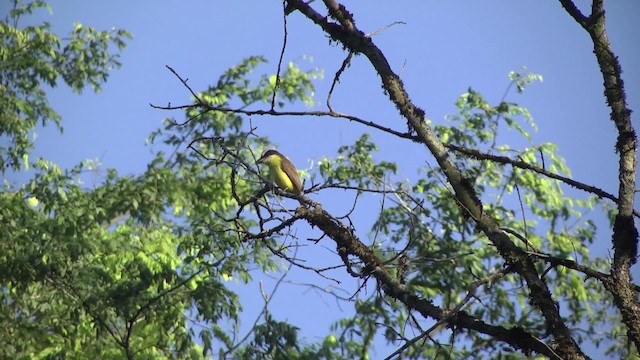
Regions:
[[281, 157, 303, 193]]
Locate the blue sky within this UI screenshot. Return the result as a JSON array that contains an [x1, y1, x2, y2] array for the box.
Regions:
[[6, 1, 640, 357]]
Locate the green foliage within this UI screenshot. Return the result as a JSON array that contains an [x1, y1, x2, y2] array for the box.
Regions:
[[318, 134, 397, 188], [0, 0, 131, 173], [234, 313, 301, 359], [0, 3, 326, 355], [269, 61, 320, 108]]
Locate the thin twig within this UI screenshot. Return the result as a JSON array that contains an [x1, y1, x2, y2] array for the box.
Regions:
[[271, 0, 289, 110]]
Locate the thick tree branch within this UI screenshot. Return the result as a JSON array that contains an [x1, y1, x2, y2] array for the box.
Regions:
[[559, 0, 640, 351], [287, 0, 586, 357], [296, 205, 560, 358], [558, 0, 588, 27]]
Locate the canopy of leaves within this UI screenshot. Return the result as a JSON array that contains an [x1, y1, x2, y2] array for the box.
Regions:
[[1, 1, 635, 360], [0, 0, 130, 173]]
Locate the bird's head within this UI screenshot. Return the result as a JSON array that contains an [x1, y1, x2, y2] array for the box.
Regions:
[[257, 149, 283, 166]]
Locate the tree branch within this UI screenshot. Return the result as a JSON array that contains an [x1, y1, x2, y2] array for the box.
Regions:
[[558, 0, 588, 27], [296, 205, 563, 358], [559, 0, 639, 350], [445, 142, 640, 218]]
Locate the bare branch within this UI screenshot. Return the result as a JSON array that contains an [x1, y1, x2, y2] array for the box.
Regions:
[[558, 0, 588, 27], [327, 51, 353, 113], [271, 0, 290, 110], [559, 0, 639, 348], [445, 142, 640, 218]]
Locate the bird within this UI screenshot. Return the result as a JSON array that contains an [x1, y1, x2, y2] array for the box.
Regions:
[[256, 149, 303, 194]]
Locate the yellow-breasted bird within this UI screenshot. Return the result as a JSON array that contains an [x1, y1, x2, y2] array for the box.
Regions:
[[257, 149, 303, 193]]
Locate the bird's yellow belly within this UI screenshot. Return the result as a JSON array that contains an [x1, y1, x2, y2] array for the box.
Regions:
[[269, 165, 295, 192]]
